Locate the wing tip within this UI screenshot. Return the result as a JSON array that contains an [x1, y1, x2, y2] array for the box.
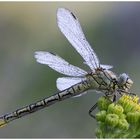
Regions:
[[57, 7, 75, 21], [57, 7, 69, 14], [34, 51, 54, 59], [34, 51, 43, 59]]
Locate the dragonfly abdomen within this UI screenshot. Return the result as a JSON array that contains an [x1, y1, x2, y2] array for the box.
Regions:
[[0, 94, 62, 127], [0, 80, 90, 127]]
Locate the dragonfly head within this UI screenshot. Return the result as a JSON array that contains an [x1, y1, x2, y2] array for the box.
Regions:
[[118, 73, 133, 91]]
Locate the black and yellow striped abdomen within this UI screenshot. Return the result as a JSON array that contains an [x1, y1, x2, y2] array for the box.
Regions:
[[0, 80, 90, 127]]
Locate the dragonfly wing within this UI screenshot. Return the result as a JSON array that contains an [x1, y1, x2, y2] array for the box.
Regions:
[[57, 8, 100, 70], [100, 64, 113, 70], [35, 51, 87, 77], [56, 77, 86, 91]]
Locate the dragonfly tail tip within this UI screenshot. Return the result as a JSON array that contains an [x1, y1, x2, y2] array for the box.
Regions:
[[0, 118, 6, 128]]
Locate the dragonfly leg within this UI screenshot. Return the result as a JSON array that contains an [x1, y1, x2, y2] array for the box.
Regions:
[[88, 103, 98, 119], [112, 94, 116, 102], [127, 91, 136, 96], [118, 89, 136, 96]]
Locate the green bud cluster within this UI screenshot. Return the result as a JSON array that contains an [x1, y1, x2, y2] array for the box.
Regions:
[[95, 95, 140, 138]]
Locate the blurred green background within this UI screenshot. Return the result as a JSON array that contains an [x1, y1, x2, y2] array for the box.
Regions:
[[0, 2, 140, 138]]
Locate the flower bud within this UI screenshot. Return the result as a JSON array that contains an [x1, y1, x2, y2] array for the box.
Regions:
[[118, 95, 140, 113], [107, 103, 124, 116], [95, 128, 103, 138], [127, 112, 140, 124], [123, 102, 136, 113], [118, 119, 129, 130], [119, 113, 126, 119], [96, 110, 106, 122], [105, 114, 119, 127], [95, 95, 140, 138], [97, 96, 112, 111]]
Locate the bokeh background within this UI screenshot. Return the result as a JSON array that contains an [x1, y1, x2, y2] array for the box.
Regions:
[[0, 2, 140, 138]]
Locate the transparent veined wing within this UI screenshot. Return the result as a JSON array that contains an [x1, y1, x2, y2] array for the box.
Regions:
[[100, 64, 113, 70], [57, 8, 100, 71], [34, 51, 87, 77], [56, 77, 86, 91]]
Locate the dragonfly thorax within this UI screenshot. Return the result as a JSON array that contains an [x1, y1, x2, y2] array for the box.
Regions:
[[87, 69, 117, 92], [87, 70, 133, 96]]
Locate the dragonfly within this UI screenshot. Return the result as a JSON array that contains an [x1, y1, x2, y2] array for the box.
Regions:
[[0, 8, 134, 127]]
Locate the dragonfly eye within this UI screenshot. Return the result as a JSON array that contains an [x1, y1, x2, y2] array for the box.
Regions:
[[118, 73, 133, 90]]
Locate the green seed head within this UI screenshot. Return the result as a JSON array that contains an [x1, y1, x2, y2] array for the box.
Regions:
[[97, 96, 112, 111], [117, 119, 129, 130], [95, 95, 140, 138], [105, 114, 119, 127], [127, 112, 140, 124], [95, 128, 103, 138], [107, 103, 124, 115], [95, 110, 107, 122]]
